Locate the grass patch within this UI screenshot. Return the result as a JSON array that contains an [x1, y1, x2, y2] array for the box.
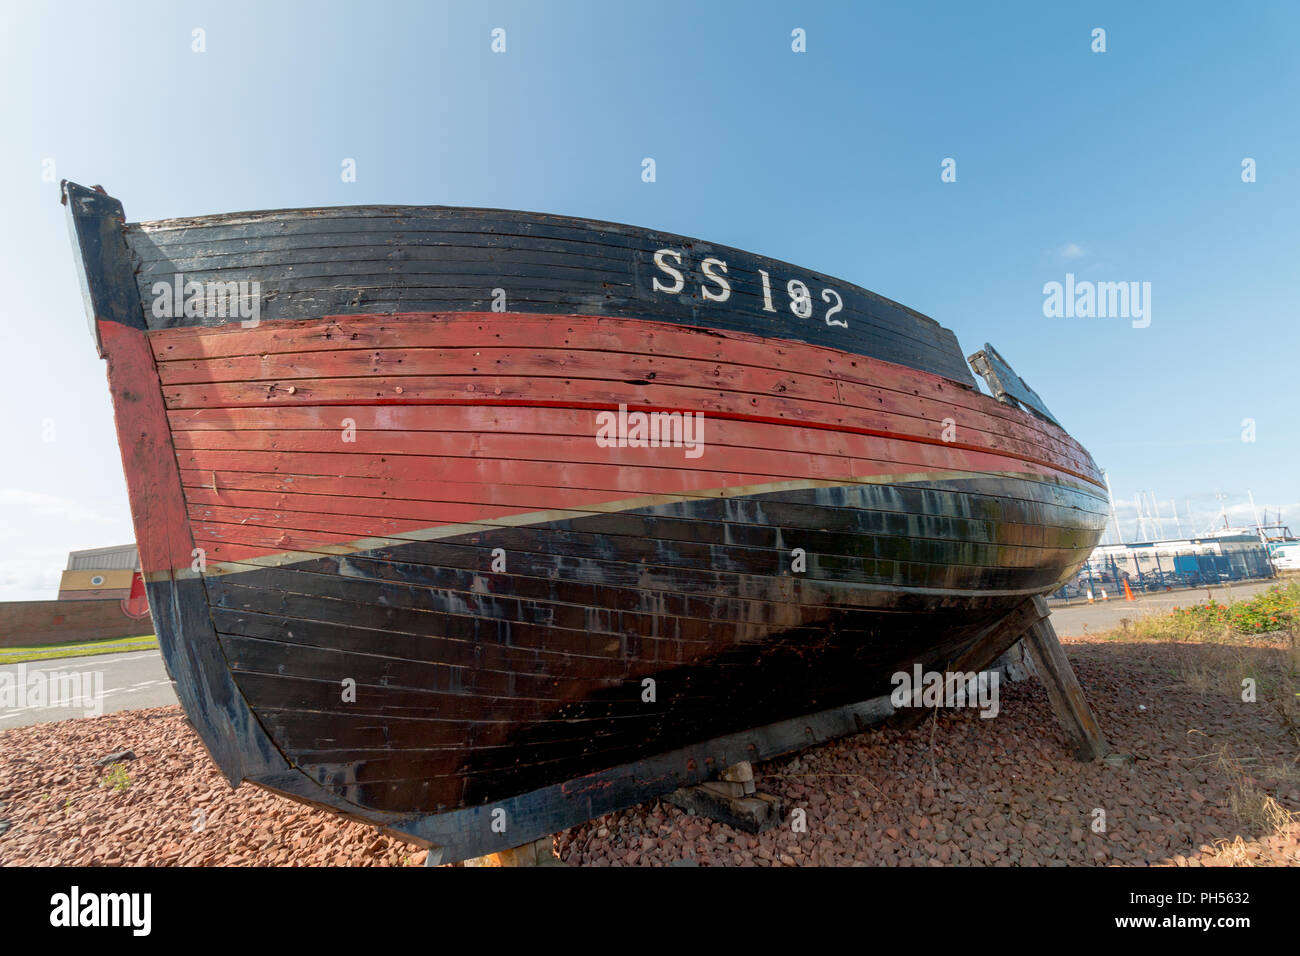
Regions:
[[98, 762, 132, 793], [0, 634, 157, 664], [1106, 581, 1300, 647], [1169, 643, 1257, 698], [1212, 745, 1297, 841]]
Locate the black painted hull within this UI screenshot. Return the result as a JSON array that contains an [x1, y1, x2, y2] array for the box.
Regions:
[[201, 476, 1099, 814]]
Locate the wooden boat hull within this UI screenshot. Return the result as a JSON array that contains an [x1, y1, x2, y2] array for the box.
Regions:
[[64, 182, 1109, 861]]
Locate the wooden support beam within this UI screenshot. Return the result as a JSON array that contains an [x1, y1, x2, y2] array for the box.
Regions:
[[1022, 597, 1110, 761], [664, 762, 783, 833], [889, 596, 1049, 732]]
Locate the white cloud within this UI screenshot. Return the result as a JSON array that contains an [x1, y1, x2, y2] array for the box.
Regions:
[[1060, 243, 1085, 260], [0, 489, 113, 525], [0, 489, 132, 600], [0, 551, 67, 598]]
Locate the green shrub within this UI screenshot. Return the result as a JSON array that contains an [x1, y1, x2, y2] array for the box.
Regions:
[[1167, 583, 1300, 638]]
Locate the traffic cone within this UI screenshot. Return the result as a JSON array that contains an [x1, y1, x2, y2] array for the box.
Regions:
[[1086, 589, 1095, 604], [1123, 578, 1135, 601], [1100, 588, 1108, 601]]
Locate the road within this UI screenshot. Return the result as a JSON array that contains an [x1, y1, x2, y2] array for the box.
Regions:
[[0, 580, 1279, 727], [0, 649, 175, 728], [1048, 579, 1276, 635]]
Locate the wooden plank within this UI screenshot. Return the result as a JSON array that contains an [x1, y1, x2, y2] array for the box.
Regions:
[[187, 508, 1096, 590], [155, 347, 1090, 469], [202, 534, 1062, 630], [161, 392, 1088, 470], [165, 422, 1080, 485], [178, 472, 1106, 567], [1021, 597, 1110, 761], [460, 837, 566, 867], [186, 502, 1082, 578], [139, 280, 963, 382], [182, 486, 1096, 553], [969, 344, 1061, 428], [125, 207, 966, 366], [123, 205, 978, 384], [127, 208, 957, 340], [170, 439, 1094, 506], [192, 520, 1076, 599], [145, 312, 1084, 454], [176, 467, 1109, 530], [61, 183, 145, 354], [164, 410, 1092, 482], [150, 337, 1099, 480]]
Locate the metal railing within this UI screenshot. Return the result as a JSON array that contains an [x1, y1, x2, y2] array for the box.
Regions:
[[1052, 549, 1275, 601]]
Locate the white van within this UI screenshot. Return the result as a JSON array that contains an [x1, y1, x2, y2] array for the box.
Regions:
[[1273, 544, 1300, 571]]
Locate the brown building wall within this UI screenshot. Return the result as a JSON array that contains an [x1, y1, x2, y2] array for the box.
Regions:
[[58, 589, 131, 601], [57, 569, 135, 601], [0, 599, 153, 648]]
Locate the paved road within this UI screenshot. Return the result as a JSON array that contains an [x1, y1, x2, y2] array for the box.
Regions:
[[1048, 579, 1276, 636], [0, 650, 175, 728]]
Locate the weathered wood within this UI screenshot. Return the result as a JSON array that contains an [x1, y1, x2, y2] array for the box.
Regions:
[[179, 489, 1096, 563], [665, 786, 783, 834], [968, 343, 1061, 428], [124, 205, 978, 385], [160, 398, 1089, 480], [147, 313, 1069, 443], [61, 183, 145, 355], [149, 330, 1092, 478], [1021, 597, 1110, 761], [159, 391, 1091, 479], [149, 311, 1081, 451], [387, 692, 898, 861], [663, 759, 782, 831], [172, 440, 1098, 505], [149, 324, 1086, 463]]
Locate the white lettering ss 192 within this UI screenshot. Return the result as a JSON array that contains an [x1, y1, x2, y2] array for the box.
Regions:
[[650, 250, 848, 328]]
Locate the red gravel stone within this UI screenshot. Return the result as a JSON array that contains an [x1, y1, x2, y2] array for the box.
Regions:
[[3, 635, 1298, 867]]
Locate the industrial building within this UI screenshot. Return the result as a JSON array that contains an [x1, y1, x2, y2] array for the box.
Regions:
[[57, 544, 140, 601], [1075, 533, 1274, 593]]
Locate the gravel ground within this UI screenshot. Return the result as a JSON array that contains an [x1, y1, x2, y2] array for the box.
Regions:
[[2, 636, 1296, 867]]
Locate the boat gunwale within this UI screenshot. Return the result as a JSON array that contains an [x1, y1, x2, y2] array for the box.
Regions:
[[124, 201, 954, 336]]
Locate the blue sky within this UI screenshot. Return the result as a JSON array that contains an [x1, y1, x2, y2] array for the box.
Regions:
[[1, 0, 1297, 598]]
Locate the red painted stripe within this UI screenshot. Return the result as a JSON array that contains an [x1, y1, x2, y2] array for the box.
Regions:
[[97, 320, 198, 575], [148, 311, 1095, 463], [151, 337, 1075, 453], [173, 438, 1076, 497], [169, 397, 1101, 487], [158, 363, 1086, 471], [163, 401, 1093, 483]]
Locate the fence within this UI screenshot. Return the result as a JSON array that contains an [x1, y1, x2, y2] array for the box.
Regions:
[[1052, 548, 1275, 601]]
